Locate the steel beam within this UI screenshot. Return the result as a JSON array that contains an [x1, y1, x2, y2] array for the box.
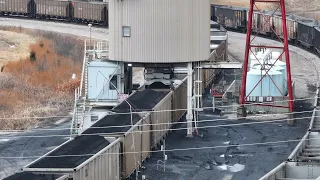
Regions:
[[197, 62, 242, 69]]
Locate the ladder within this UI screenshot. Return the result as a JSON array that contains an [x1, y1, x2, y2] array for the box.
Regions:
[[193, 62, 203, 132]]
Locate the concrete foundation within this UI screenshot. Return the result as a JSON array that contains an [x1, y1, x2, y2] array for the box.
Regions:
[[287, 113, 296, 126], [237, 106, 247, 118]]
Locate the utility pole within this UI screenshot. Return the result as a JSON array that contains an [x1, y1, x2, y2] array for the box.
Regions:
[[88, 23, 92, 50]]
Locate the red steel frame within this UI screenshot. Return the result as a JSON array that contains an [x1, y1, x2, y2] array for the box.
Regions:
[[240, 0, 294, 112]]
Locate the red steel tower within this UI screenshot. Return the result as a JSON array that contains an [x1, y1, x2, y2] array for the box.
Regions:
[[239, 0, 294, 118]]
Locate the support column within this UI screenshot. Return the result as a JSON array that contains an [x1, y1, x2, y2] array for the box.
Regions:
[[186, 62, 193, 137], [287, 113, 295, 126], [212, 96, 215, 113]]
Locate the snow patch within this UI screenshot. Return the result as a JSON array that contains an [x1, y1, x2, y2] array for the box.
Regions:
[[46, 146, 58, 150], [0, 139, 10, 143], [54, 118, 69, 125], [217, 164, 245, 173]]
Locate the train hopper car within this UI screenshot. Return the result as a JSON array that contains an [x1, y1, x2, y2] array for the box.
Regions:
[[3, 172, 69, 180], [34, 0, 71, 19], [314, 27, 320, 54], [23, 135, 121, 180], [214, 6, 247, 31], [72, 1, 108, 25], [297, 19, 320, 48], [0, 0, 34, 16]]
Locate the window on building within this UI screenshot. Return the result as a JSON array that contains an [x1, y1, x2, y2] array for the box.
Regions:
[[109, 75, 117, 90], [123, 26, 131, 37]]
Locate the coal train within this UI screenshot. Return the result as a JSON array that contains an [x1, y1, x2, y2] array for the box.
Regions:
[[0, 0, 108, 26], [211, 5, 320, 56], [4, 72, 217, 180]]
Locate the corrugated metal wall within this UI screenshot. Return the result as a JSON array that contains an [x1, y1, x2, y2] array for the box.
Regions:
[[109, 0, 210, 63], [141, 114, 151, 161], [1, 0, 30, 13], [73, 2, 106, 21], [172, 78, 188, 121], [123, 126, 142, 178], [273, 16, 297, 40], [35, 0, 69, 17], [150, 92, 173, 148], [73, 140, 121, 180]]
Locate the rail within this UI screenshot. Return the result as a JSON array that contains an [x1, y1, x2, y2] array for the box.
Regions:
[[287, 132, 309, 161], [259, 162, 286, 180], [260, 83, 320, 179], [85, 39, 109, 59], [70, 87, 81, 135], [80, 41, 87, 97]]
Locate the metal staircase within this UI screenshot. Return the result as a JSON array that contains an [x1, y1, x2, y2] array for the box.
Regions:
[[70, 40, 109, 136]]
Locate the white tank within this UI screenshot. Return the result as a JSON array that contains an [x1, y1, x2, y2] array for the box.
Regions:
[[257, 65, 286, 94], [246, 67, 284, 97], [268, 59, 287, 92]]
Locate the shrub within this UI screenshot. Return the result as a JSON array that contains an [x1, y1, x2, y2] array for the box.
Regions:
[[0, 32, 84, 130]]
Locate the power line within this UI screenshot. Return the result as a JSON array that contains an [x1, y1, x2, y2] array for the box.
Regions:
[[0, 115, 315, 139], [0, 109, 315, 133], [0, 133, 316, 159], [0, 96, 317, 120]]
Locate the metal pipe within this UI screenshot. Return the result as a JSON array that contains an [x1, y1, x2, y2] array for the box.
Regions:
[[280, 0, 294, 112], [186, 62, 193, 136]]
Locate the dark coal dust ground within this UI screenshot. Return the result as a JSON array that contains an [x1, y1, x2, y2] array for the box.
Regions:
[[0, 118, 70, 179], [140, 69, 312, 180]]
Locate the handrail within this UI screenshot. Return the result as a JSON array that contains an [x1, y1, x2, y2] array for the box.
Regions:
[[70, 87, 80, 135], [222, 80, 236, 100], [208, 40, 227, 62], [80, 40, 87, 97]]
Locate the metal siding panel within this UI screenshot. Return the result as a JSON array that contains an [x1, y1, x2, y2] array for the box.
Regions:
[[141, 114, 151, 161], [109, 0, 210, 63], [73, 139, 121, 180], [123, 125, 142, 178], [4, 0, 30, 13], [315, 28, 320, 53], [150, 92, 172, 147]]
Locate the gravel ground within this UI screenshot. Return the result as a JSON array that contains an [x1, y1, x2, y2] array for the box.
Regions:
[[140, 70, 311, 180], [0, 119, 70, 179], [0, 18, 108, 40]]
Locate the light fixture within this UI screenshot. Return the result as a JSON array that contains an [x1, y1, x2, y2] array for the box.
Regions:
[[128, 64, 132, 67]]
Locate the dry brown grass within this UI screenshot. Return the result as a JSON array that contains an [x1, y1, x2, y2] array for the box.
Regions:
[[0, 27, 84, 130], [0, 30, 36, 67]]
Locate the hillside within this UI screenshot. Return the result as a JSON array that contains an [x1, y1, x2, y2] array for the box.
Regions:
[[211, 0, 320, 20], [0, 30, 36, 68], [0, 28, 83, 130]]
